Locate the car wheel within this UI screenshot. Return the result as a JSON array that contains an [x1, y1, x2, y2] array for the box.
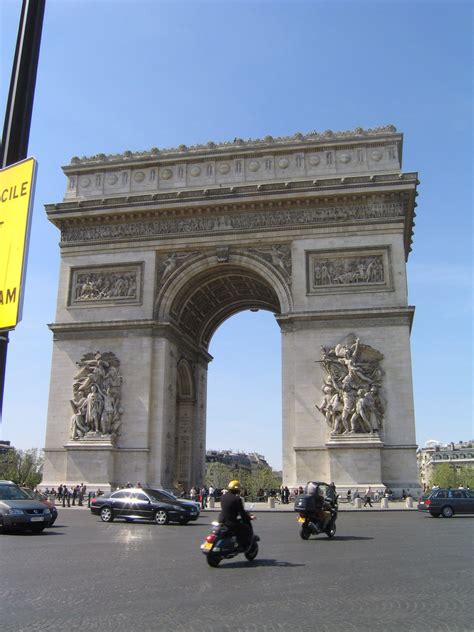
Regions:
[[100, 506, 114, 522], [30, 525, 46, 534], [155, 509, 169, 525], [206, 553, 222, 567], [300, 525, 311, 540], [441, 506, 454, 518]]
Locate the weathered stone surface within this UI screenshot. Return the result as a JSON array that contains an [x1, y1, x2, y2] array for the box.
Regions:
[[42, 127, 420, 495]]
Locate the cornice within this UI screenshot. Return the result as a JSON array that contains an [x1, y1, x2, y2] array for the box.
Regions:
[[276, 306, 415, 331], [47, 319, 213, 363], [46, 172, 418, 220], [66, 125, 400, 168]]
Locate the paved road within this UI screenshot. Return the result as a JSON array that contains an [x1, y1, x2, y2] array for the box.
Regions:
[[1, 509, 472, 632]]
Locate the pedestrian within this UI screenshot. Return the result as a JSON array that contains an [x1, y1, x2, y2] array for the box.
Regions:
[[283, 486, 290, 504], [190, 486, 197, 501], [200, 486, 208, 509], [364, 486, 373, 507], [346, 489, 352, 504]]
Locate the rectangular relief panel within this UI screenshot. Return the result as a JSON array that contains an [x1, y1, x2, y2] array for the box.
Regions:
[[68, 262, 143, 307], [306, 247, 392, 295]]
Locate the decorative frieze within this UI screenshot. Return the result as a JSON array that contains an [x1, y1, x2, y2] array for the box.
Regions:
[[69, 264, 143, 306], [307, 248, 391, 294], [61, 200, 404, 244]]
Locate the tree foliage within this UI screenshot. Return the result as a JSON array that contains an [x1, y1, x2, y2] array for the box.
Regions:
[[0, 448, 44, 488], [204, 462, 282, 497], [430, 463, 474, 489], [205, 462, 235, 490]]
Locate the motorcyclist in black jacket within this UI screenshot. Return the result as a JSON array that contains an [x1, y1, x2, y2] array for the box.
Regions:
[[219, 479, 253, 550]]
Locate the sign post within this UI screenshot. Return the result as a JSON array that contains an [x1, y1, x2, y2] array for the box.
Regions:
[[0, 0, 45, 424]]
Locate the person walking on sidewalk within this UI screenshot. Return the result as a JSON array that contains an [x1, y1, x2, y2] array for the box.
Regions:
[[364, 486, 373, 507]]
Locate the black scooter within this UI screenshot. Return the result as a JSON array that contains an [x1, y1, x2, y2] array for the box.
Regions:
[[296, 504, 338, 540], [201, 519, 260, 567]]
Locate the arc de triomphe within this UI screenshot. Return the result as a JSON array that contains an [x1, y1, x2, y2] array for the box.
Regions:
[[42, 125, 420, 493]]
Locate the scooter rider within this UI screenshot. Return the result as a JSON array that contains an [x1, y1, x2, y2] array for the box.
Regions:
[[219, 480, 253, 550]]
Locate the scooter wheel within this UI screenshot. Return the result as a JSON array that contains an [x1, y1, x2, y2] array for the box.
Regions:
[[244, 543, 258, 561], [325, 523, 336, 538], [300, 526, 311, 540], [206, 553, 222, 567]]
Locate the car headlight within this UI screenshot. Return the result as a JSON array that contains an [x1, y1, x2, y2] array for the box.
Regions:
[[43, 509, 51, 514], [7, 508, 25, 515]]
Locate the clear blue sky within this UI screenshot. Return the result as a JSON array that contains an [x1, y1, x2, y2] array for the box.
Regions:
[[1, 0, 472, 469]]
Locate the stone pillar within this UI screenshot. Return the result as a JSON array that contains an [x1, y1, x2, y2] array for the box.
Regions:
[[381, 497, 389, 508], [147, 336, 178, 489], [354, 497, 363, 508]]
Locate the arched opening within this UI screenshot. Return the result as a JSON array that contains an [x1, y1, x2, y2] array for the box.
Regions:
[[163, 257, 288, 490], [206, 309, 282, 472]]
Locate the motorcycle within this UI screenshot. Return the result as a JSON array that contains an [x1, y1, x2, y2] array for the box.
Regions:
[[200, 519, 260, 567], [296, 505, 337, 540], [294, 481, 338, 540]]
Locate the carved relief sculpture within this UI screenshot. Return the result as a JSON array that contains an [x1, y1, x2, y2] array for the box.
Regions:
[[70, 351, 123, 442], [70, 265, 141, 305], [250, 244, 292, 281], [314, 255, 384, 287], [315, 335, 385, 435], [158, 252, 197, 282]]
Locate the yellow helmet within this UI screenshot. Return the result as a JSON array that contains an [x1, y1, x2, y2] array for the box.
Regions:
[[228, 479, 241, 493]]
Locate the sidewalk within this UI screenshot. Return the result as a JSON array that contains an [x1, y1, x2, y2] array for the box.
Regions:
[[207, 500, 418, 513], [52, 499, 418, 513]]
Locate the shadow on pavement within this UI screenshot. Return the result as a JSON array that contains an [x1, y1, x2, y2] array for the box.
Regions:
[[216, 558, 305, 569], [319, 535, 374, 541]]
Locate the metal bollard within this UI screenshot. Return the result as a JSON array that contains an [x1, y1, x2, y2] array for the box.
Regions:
[[354, 497, 363, 508], [406, 497, 413, 508], [380, 497, 389, 509], [208, 497, 215, 508], [268, 497, 275, 509]]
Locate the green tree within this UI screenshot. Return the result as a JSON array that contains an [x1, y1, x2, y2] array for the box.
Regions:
[[0, 448, 44, 488], [237, 466, 282, 499], [205, 462, 234, 489], [430, 463, 474, 489]]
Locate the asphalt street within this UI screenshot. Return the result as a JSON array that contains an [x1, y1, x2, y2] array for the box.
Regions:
[[1, 508, 472, 632]]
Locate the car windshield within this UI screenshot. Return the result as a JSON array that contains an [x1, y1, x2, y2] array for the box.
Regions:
[[0, 485, 30, 500], [159, 490, 178, 500], [144, 489, 174, 503], [21, 488, 38, 499]]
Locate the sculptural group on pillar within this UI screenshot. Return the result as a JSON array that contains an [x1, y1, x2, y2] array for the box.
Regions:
[[316, 335, 385, 436], [70, 351, 123, 442]]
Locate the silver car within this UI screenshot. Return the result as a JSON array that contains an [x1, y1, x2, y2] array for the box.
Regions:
[[0, 480, 52, 534]]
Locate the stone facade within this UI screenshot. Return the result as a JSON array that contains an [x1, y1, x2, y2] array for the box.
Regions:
[[42, 125, 420, 494]]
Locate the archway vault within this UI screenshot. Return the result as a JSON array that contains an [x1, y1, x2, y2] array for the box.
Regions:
[[155, 252, 292, 349]]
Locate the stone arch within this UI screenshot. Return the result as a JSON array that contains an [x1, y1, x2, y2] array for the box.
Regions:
[[177, 357, 195, 401], [155, 251, 292, 349]]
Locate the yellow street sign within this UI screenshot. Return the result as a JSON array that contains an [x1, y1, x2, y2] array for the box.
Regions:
[[0, 157, 37, 330]]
